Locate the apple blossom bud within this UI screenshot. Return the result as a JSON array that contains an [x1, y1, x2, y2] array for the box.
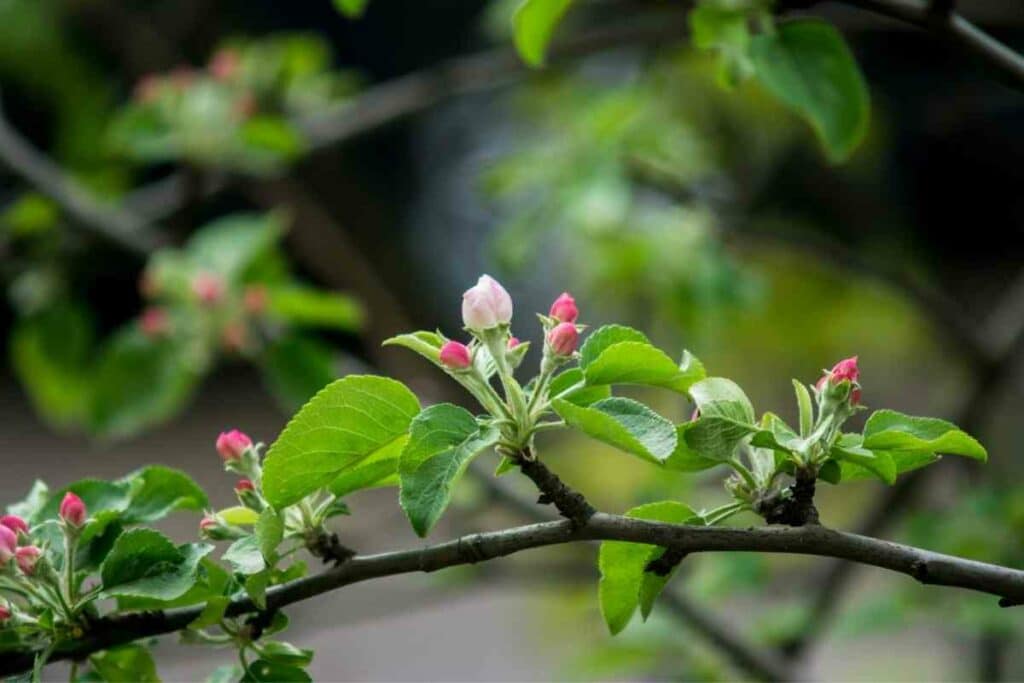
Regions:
[[192, 273, 224, 305], [15, 546, 41, 575], [0, 603, 10, 623], [507, 337, 521, 349], [243, 285, 268, 314], [235, 479, 255, 494], [817, 356, 861, 405], [209, 48, 240, 80], [439, 341, 472, 370], [461, 275, 513, 331], [59, 493, 87, 527], [549, 292, 579, 323], [0, 515, 28, 536], [216, 429, 252, 462], [139, 307, 169, 338], [547, 322, 578, 357], [0, 525, 16, 563], [199, 516, 217, 533]]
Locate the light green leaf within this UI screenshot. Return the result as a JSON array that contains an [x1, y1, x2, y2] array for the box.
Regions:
[[100, 529, 212, 600], [599, 501, 698, 635], [7, 480, 49, 519], [583, 342, 705, 394], [218, 506, 261, 526], [265, 285, 364, 332], [513, 0, 574, 67], [685, 416, 757, 460], [689, 2, 755, 87], [751, 18, 870, 163], [117, 466, 208, 524], [382, 331, 444, 365], [262, 375, 421, 508], [186, 213, 285, 283], [189, 596, 231, 630], [89, 644, 160, 683], [117, 558, 233, 611], [334, 0, 368, 18], [689, 377, 755, 423], [244, 659, 311, 683], [246, 570, 272, 610], [223, 536, 266, 575], [664, 424, 720, 472], [256, 642, 314, 668], [239, 116, 306, 168], [554, 397, 677, 464], [793, 380, 813, 436], [327, 434, 407, 498], [548, 367, 610, 406], [255, 508, 284, 562], [399, 404, 500, 537], [830, 442, 897, 485], [862, 409, 987, 461], [579, 324, 650, 370]]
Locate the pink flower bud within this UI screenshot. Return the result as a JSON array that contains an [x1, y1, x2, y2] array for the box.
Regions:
[[243, 285, 268, 314], [439, 341, 472, 370], [549, 292, 579, 323], [199, 516, 218, 533], [818, 356, 861, 404], [0, 515, 28, 536], [216, 429, 252, 462], [209, 48, 240, 80], [235, 479, 255, 493], [139, 307, 169, 338], [0, 604, 10, 622], [547, 322, 579, 357], [192, 273, 224, 305], [0, 525, 16, 563], [461, 275, 513, 330], [507, 337, 521, 349], [59, 492, 87, 527], [15, 546, 41, 575]]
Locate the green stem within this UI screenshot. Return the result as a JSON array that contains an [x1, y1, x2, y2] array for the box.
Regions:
[[62, 532, 77, 614], [728, 459, 758, 490], [703, 502, 750, 526]]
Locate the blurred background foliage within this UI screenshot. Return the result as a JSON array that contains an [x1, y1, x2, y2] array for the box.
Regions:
[[0, 0, 1022, 680]]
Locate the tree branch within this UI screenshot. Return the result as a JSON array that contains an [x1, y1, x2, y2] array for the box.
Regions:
[[5, 513, 1024, 676]]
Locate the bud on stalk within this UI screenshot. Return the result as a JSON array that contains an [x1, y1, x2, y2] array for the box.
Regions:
[[15, 546, 41, 575], [439, 341, 473, 370], [235, 479, 263, 511], [59, 493, 88, 528], [0, 515, 28, 536], [816, 356, 861, 405], [462, 275, 513, 331], [0, 525, 16, 563], [0, 602, 10, 623], [216, 429, 253, 462], [547, 322, 579, 357], [549, 292, 579, 323]]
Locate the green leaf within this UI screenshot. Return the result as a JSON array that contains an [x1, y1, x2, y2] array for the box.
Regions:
[[382, 331, 444, 365], [333, 0, 368, 18], [244, 660, 311, 683], [7, 480, 49, 519], [32, 480, 131, 524], [206, 665, 243, 683], [189, 596, 230, 630], [579, 325, 650, 370], [255, 508, 284, 562], [599, 501, 698, 635], [751, 18, 870, 163], [830, 441, 896, 485], [327, 434, 407, 498], [239, 116, 306, 168], [265, 285, 364, 332], [685, 416, 757, 460], [260, 334, 338, 412], [688, 377, 755, 423], [256, 642, 314, 668], [793, 380, 813, 437], [583, 342, 705, 394], [217, 506, 259, 526], [262, 375, 421, 509], [10, 301, 94, 429], [186, 213, 285, 284], [548, 367, 611, 406], [399, 404, 500, 537], [553, 397, 677, 464], [862, 410, 987, 461], [89, 327, 202, 440], [689, 2, 755, 87], [664, 424, 720, 472], [89, 644, 160, 683], [100, 529, 212, 600], [117, 466, 208, 524], [223, 536, 266, 575], [513, 0, 574, 67], [117, 558, 233, 611], [245, 570, 272, 610]]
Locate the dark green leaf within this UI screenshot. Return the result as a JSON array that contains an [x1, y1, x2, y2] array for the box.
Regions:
[[186, 213, 285, 284], [223, 536, 266, 575], [100, 529, 212, 601], [117, 466, 208, 524], [664, 424, 721, 472], [334, 0, 368, 17], [244, 660, 311, 683], [255, 508, 284, 562], [256, 642, 314, 668]]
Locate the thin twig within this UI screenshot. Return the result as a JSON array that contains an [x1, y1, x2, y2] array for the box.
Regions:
[[5, 513, 1024, 677]]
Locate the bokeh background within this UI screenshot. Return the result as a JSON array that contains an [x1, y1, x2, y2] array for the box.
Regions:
[[2, 0, 1024, 680]]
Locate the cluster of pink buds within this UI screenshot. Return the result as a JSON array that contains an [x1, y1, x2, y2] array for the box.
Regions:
[[816, 356, 862, 406], [202, 429, 266, 540], [0, 510, 46, 577]]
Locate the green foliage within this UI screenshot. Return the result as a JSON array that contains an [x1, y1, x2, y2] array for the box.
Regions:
[[513, 0, 575, 66], [100, 529, 212, 600], [398, 404, 501, 536], [689, 1, 755, 87], [750, 19, 870, 162], [334, 0, 369, 18], [262, 375, 420, 508], [88, 644, 161, 682], [554, 398, 677, 465], [599, 501, 700, 634]]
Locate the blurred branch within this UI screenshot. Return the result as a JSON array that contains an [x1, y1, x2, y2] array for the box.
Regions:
[[7, 513, 1024, 677], [0, 99, 165, 255]]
